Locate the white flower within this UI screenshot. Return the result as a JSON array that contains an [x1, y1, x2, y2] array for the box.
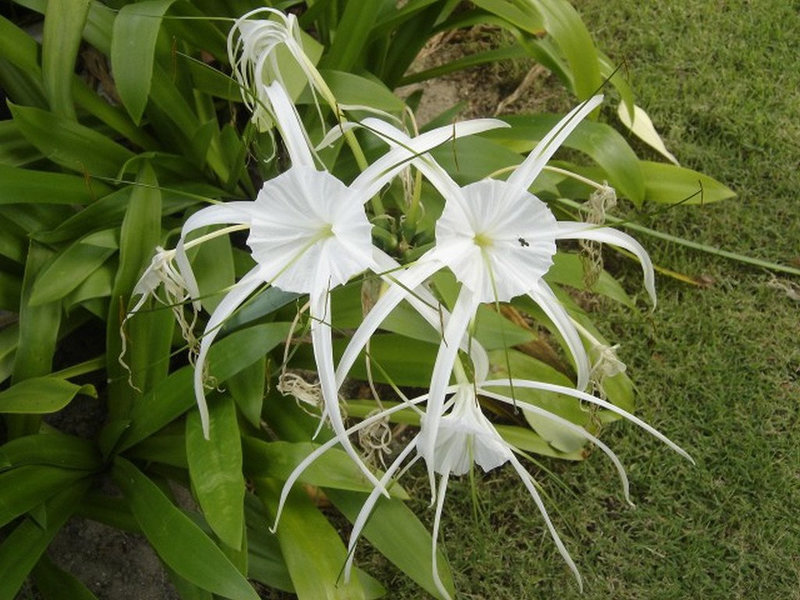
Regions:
[[337, 95, 657, 493], [135, 81, 505, 494], [227, 7, 337, 130], [275, 359, 692, 599]]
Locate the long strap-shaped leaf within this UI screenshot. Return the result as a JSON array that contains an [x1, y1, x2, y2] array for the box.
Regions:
[[113, 457, 259, 600]]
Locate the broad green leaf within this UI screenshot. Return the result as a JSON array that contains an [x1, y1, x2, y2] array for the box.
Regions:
[[0, 322, 19, 384], [0, 119, 43, 166], [316, 69, 405, 113], [530, 0, 601, 99], [0, 480, 89, 600], [226, 357, 266, 428], [186, 396, 245, 550], [41, 0, 90, 120], [30, 235, 116, 305], [545, 252, 634, 308], [327, 488, 457, 599], [495, 424, 585, 460], [0, 465, 87, 527], [641, 160, 736, 205], [11, 245, 61, 435], [617, 103, 679, 165], [32, 554, 99, 600], [118, 323, 291, 451], [33, 186, 133, 244], [0, 15, 40, 73], [244, 494, 294, 592], [0, 432, 100, 471], [126, 430, 187, 468], [0, 163, 110, 205], [192, 229, 235, 313], [242, 437, 408, 498], [472, 0, 544, 34], [112, 457, 259, 600], [111, 0, 177, 124], [107, 162, 162, 417], [320, 0, 381, 72], [0, 376, 91, 414], [9, 103, 135, 177], [253, 478, 367, 600]]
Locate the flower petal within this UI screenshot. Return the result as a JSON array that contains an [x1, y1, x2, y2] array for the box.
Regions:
[[554, 222, 657, 305], [505, 94, 604, 200], [528, 280, 591, 390], [482, 378, 693, 463], [193, 266, 264, 437], [263, 81, 316, 168]]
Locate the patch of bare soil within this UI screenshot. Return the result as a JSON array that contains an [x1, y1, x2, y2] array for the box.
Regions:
[[398, 26, 573, 125]]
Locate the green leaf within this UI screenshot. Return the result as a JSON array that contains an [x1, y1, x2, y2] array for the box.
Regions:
[[545, 252, 634, 308], [32, 554, 99, 600], [320, 0, 381, 72], [9, 102, 135, 178], [41, 0, 90, 120], [30, 235, 116, 306], [253, 478, 367, 600], [0, 163, 110, 204], [226, 358, 266, 428], [118, 323, 291, 451], [186, 396, 245, 550], [0, 480, 89, 600], [617, 103, 679, 165], [641, 160, 736, 205], [111, 0, 177, 124], [0, 119, 44, 166], [0, 15, 40, 73], [317, 69, 405, 113], [530, 0, 601, 99], [0, 376, 89, 414], [112, 457, 259, 600], [495, 423, 585, 460], [488, 349, 590, 453], [472, 0, 544, 34], [0, 432, 100, 471], [0, 465, 87, 527], [327, 488, 456, 599], [242, 437, 407, 498]]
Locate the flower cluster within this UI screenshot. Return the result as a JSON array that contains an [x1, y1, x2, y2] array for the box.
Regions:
[[130, 9, 691, 599]]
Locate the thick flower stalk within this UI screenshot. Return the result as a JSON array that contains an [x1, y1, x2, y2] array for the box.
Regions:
[[337, 94, 657, 494]]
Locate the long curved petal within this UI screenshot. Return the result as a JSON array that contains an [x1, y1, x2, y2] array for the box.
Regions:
[[263, 81, 315, 168], [419, 287, 479, 491], [482, 378, 693, 463], [528, 280, 591, 390], [507, 454, 583, 591], [343, 433, 422, 582], [431, 471, 453, 600], [505, 95, 603, 200], [371, 249, 490, 381], [335, 255, 443, 387], [271, 391, 432, 531], [309, 283, 388, 497], [478, 388, 632, 505], [193, 266, 264, 436], [554, 222, 657, 306]]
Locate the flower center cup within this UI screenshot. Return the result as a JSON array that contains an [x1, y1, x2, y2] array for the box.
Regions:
[[435, 179, 559, 303]]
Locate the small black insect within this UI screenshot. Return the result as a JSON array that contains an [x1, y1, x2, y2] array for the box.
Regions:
[[518, 237, 530, 247]]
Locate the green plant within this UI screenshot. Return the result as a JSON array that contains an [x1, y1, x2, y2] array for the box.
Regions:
[[0, 1, 732, 598]]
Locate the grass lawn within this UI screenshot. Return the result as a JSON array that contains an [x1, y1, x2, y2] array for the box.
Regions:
[[375, 2, 800, 597]]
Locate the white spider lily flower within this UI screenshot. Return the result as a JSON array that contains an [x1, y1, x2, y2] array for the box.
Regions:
[[337, 95, 657, 493], [164, 81, 504, 493], [227, 7, 337, 130], [279, 361, 691, 599]]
